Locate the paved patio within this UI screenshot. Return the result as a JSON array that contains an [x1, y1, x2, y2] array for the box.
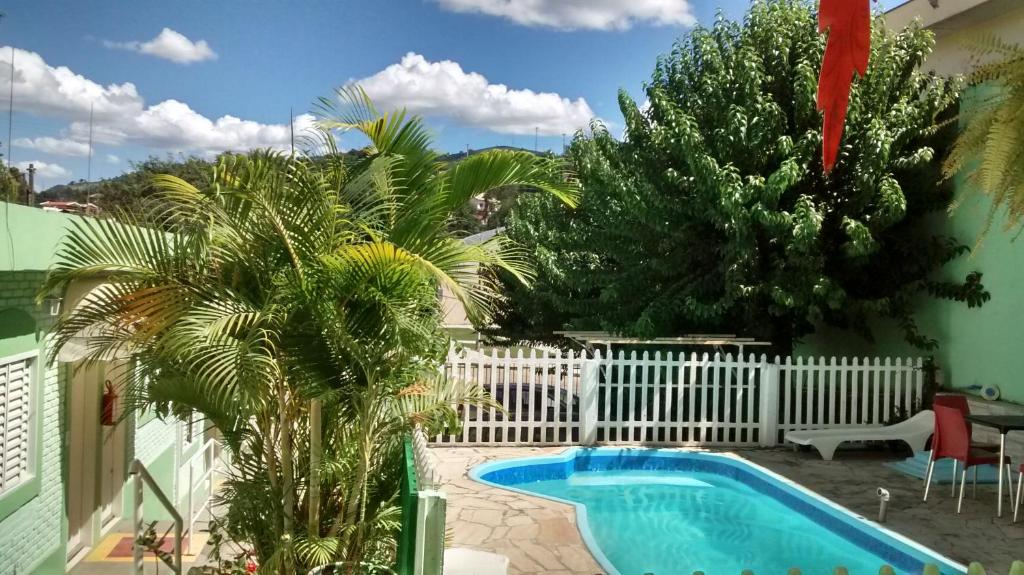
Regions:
[[434, 445, 1023, 575]]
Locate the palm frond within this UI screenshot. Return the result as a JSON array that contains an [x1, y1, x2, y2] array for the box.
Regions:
[[444, 150, 581, 210], [943, 34, 1024, 237]]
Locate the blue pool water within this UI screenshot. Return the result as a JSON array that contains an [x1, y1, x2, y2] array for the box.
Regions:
[[471, 449, 964, 575]]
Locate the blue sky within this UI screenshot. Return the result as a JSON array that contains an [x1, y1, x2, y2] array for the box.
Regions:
[[1, 0, 899, 188]]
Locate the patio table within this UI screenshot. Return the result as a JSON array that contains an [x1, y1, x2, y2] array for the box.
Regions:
[[964, 414, 1024, 517]]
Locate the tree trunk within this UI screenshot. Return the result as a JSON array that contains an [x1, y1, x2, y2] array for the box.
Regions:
[[308, 398, 322, 537], [279, 382, 294, 535]]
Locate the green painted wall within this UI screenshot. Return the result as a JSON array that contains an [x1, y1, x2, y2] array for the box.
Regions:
[[129, 444, 179, 522], [0, 202, 83, 272], [123, 415, 191, 522], [799, 87, 1024, 405]]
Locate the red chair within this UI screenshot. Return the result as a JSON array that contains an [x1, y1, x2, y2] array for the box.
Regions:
[[923, 395, 1000, 499], [925, 405, 1012, 513], [933, 395, 998, 442]]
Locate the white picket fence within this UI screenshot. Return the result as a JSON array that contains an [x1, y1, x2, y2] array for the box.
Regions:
[[435, 347, 583, 445], [777, 356, 924, 441], [433, 348, 925, 447]]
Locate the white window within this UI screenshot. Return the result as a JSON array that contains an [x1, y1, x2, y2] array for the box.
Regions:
[[0, 352, 36, 495]]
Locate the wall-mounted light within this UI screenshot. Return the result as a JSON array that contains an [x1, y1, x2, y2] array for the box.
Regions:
[[42, 295, 63, 317]]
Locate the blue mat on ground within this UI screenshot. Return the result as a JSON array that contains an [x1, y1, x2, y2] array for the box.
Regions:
[[884, 450, 1000, 484]]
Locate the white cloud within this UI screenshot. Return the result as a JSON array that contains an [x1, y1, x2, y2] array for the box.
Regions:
[[350, 52, 594, 136], [106, 154, 121, 164], [13, 136, 90, 157], [16, 160, 70, 180], [0, 46, 142, 121], [435, 0, 695, 30], [103, 28, 217, 64], [68, 101, 316, 154], [2, 46, 313, 155]]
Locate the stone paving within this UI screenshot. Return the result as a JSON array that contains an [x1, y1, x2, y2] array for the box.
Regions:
[[434, 445, 1024, 575]]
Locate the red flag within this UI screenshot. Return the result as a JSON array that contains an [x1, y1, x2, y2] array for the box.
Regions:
[[817, 0, 871, 173]]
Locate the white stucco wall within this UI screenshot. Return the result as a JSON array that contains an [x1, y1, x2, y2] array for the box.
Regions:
[[886, 0, 1024, 76]]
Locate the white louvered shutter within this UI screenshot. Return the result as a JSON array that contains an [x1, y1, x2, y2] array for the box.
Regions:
[[0, 355, 34, 493]]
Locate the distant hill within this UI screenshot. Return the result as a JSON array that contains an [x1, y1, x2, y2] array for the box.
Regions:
[[436, 145, 551, 163], [39, 180, 102, 203]]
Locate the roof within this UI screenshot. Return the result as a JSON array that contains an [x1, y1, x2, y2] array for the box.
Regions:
[[39, 200, 99, 214], [461, 227, 504, 245], [553, 331, 772, 348]]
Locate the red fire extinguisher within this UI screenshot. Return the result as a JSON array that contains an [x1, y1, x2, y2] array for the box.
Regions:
[[101, 380, 118, 426]]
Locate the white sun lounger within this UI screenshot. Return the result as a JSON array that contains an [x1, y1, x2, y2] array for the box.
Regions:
[[784, 410, 934, 461], [444, 548, 510, 575]]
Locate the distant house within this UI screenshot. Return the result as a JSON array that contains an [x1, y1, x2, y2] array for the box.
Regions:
[[441, 227, 504, 345], [469, 194, 497, 225], [39, 200, 99, 215]]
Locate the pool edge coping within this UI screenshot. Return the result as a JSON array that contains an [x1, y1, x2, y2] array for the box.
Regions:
[[467, 447, 968, 575]]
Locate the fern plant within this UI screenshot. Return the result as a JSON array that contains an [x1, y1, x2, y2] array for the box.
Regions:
[[943, 35, 1024, 236]]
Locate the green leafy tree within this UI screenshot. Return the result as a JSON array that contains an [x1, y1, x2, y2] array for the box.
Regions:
[[37, 155, 213, 215], [496, 0, 988, 353], [43, 90, 577, 572], [96, 155, 213, 213], [942, 36, 1024, 236], [1, 163, 29, 203]]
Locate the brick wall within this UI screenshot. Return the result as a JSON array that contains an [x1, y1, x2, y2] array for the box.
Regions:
[[0, 271, 64, 574], [134, 415, 177, 466]]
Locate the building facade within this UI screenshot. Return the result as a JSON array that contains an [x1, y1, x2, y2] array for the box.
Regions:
[[0, 203, 201, 574]]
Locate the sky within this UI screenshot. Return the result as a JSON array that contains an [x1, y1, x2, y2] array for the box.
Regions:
[[0, 0, 903, 189]]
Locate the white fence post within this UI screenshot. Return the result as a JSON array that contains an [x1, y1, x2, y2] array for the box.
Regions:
[[414, 490, 447, 575], [412, 426, 446, 575], [580, 350, 601, 446], [759, 355, 780, 447]]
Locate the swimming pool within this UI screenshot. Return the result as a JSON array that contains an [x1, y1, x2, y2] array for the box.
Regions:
[[471, 448, 964, 575]]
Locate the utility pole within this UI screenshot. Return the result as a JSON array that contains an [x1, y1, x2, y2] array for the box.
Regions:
[[7, 46, 13, 169], [562, 133, 566, 154], [25, 162, 34, 206], [86, 102, 94, 206], [534, 127, 538, 152], [289, 107, 295, 156]]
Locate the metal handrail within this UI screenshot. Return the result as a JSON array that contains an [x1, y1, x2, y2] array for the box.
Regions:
[[131, 458, 183, 575], [182, 438, 219, 554]]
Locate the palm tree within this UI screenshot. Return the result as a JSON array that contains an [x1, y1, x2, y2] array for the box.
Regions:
[[943, 35, 1024, 237], [43, 89, 579, 573]]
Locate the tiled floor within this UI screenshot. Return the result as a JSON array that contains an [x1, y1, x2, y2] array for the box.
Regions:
[[433, 445, 1024, 575], [437, 447, 602, 575], [68, 518, 213, 575]]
